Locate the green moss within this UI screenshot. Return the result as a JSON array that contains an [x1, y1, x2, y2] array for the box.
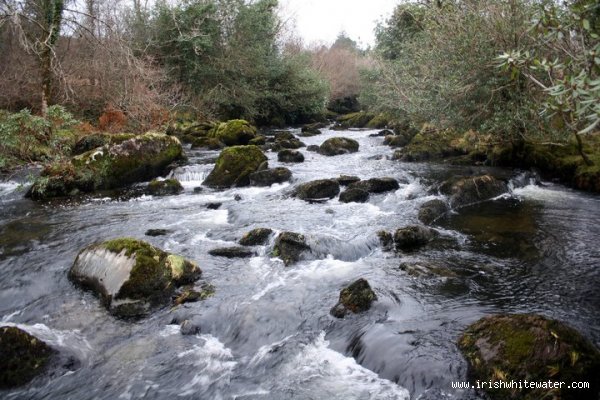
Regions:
[[400, 126, 465, 161], [366, 113, 391, 128], [0, 326, 54, 389], [203, 145, 267, 188], [208, 119, 257, 146], [336, 111, 376, 128], [147, 179, 184, 196]]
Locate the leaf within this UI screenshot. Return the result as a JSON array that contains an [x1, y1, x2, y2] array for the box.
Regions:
[[582, 19, 590, 31]]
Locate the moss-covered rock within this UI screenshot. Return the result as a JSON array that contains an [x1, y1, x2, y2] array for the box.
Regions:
[[418, 199, 449, 225], [239, 228, 274, 246], [348, 177, 400, 194], [0, 326, 55, 388], [273, 232, 310, 266], [147, 178, 184, 196], [249, 135, 266, 146], [249, 167, 292, 187], [207, 119, 257, 146], [299, 127, 322, 137], [366, 113, 391, 129], [458, 314, 600, 400], [28, 132, 184, 199], [394, 225, 436, 251], [336, 175, 361, 186], [377, 230, 394, 251], [397, 126, 465, 161], [293, 179, 340, 201], [69, 238, 201, 318], [203, 145, 267, 188], [319, 137, 359, 156], [208, 247, 255, 258], [442, 175, 508, 209], [330, 278, 377, 318], [71, 133, 133, 155], [336, 112, 377, 128], [278, 149, 305, 163], [190, 137, 224, 150], [339, 187, 369, 203]]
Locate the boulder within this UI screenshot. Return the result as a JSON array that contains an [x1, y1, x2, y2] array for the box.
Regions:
[[384, 135, 411, 148], [339, 188, 369, 203], [336, 175, 361, 186], [299, 127, 322, 137], [336, 112, 376, 128], [274, 132, 296, 141], [418, 199, 449, 225], [275, 138, 305, 150], [28, 132, 184, 199], [273, 232, 310, 266], [69, 238, 201, 318], [145, 229, 171, 237], [0, 326, 54, 388], [147, 178, 184, 196], [293, 179, 340, 201], [71, 133, 136, 155], [394, 225, 436, 251], [377, 230, 394, 251], [239, 228, 274, 246], [443, 175, 508, 208], [207, 120, 257, 146], [306, 145, 320, 152], [208, 247, 255, 258], [249, 167, 292, 186], [278, 150, 305, 163], [348, 177, 399, 194], [330, 278, 377, 318], [249, 135, 266, 146], [203, 145, 267, 188], [459, 314, 600, 400], [319, 137, 359, 156], [190, 137, 224, 150]]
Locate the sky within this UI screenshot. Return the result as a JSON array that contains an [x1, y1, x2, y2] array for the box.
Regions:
[[279, 0, 399, 48]]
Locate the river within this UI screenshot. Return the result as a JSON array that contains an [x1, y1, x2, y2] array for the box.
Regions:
[[1, 126, 599, 399]]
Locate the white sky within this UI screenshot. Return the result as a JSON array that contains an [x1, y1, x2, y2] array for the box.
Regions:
[[279, 0, 399, 48]]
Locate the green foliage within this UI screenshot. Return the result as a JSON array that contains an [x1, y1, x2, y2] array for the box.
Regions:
[[146, 0, 327, 124]]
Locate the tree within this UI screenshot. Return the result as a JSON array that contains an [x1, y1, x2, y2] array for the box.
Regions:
[[1, 0, 65, 116]]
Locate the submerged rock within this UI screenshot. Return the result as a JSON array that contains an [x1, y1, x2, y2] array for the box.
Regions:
[[208, 247, 255, 258], [459, 314, 600, 400], [239, 228, 274, 246], [418, 199, 449, 225], [293, 179, 340, 202], [339, 187, 369, 203], [278, 149, 305, 163], [145, 229, 171, 237], [394, 225, 436, 251], [28, 132, 184, 199], [273, 232, 310, 266], [69, 238, 201, 318], [443, 175, 508, 209], [306, 145, 320, 152], [348, 177, 400, 194], [207, 119, 257, 146], [147, 178, 184, 196], [0, 326, 55, 388], [319, 137, 359, 156], [330, 278, 377, 318], [203, 145, 267, 188], [249, 167, 292, 186]]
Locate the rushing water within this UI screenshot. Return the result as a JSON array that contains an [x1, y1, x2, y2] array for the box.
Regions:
[[0, 127, 599, 400]]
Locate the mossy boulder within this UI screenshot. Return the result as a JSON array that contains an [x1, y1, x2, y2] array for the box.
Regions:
[[336, 112, 376, 128], [442, 175, 508, 209], [377, 230, 394, 251], [347, 177, 400, 194], [69, 238, 201, 318], [293, 179, 340, 202], [339, 187, 369, 203], [299, 127, 322, 137], [366, 113, 390, 129], [249, 167, 292, 186], [397, 126, 465, 161], [384, 135, 412, 148], [28, 132, 184, 199], [458, 314, 600, 400], [72, 133, 136, 155], [249, 135, 266, 146], [278, 149, 305, 163], [418, 199, 449, 225], [239, 228, 274, 246], [203, 145, 267, 188], [394, 225, 436, 251], [319, 137, 359, 156], [208, 247, 255, 258], [330, 278, 377, 318], [0, 326, 55, 388], [273, 232, 310, 266], [190, 137, 224, 150], [147, 178, 184, 196], [207, 119, 257, 146]]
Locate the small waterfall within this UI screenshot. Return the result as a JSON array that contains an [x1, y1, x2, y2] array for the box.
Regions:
[[169, 165, 209, 183]]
